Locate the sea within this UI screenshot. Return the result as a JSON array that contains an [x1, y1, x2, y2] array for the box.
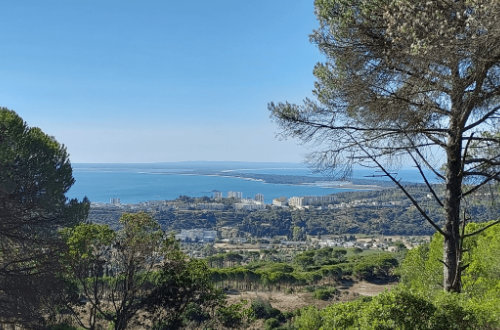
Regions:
[[67, 162, 436, 204]]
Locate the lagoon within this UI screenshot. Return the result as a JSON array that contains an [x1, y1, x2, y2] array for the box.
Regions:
[[67, 162, 434, 204]]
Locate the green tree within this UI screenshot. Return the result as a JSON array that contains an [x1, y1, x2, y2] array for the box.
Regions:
[[147, 252, 223, 329], [270, 0, 500, 292], [293, 306, 322, 330], [400, 221, 500, 327], [294, 290, 480, 329], [61, 216, 222, 330], [107, 212, 163, 330], [215, 300, 254, 329], [0, 108, 89, 326], [60, 223, 116, 330]]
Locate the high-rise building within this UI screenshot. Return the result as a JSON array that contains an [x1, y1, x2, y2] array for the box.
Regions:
[[254, 193, 264, 203], [227, 191, 243, 200], [212, 190, 223, 200], [272, 197, 288, 207], [110, 197, 121, 205], [288, 196, 304, 208]]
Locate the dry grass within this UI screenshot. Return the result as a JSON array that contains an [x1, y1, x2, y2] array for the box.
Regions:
[[226, 280, 395, 312]]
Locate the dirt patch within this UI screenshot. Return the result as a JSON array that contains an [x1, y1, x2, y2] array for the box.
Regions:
[[348, 280, 395, 296], [226, 281, 396, 311], [226, 290, 331, 311]]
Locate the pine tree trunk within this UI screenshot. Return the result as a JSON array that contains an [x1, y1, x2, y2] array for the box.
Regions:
[[443, 124, 463, 293]]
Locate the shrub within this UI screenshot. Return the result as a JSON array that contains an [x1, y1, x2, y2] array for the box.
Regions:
[[293, 306, 322, 330], [322, 300, 365, 329], [430, 292, 478, 330], [182, 302, 210, 324], [264, 317, 281, 330], [250, 299, 283, 321], [360, 290, 436, 329], [352, 253, 399, 282], [312, 287, 337, 301], [216, 301, 252, 328]]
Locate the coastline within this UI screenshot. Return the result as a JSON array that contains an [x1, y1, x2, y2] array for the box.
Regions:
[[69, 162, 415, 204], [144, 171, 385, 190]]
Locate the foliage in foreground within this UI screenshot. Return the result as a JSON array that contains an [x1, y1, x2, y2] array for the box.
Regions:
[[60, 213, 222, 330], [293, 221, 500, 329], [294, 290, 479, 330], [0, 108, 89, 327], [399, 220, 500, 326]]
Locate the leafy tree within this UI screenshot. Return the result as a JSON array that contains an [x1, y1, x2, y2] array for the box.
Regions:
[[215, 300, 254, 329], [59, 212, 164, 330], [0, 108, 89, 326], [60, 215, 222, 330], [293, 306, 322, 330], [60, 223, 116, 329], [249, 298, 283, 320], [294, 290, 480, 329], [352, 253, 399, 282], [106, 212, 164, 330], [400, 221, 500, 327], [146, 242, 223, 329], [270, 0, 500, 292]]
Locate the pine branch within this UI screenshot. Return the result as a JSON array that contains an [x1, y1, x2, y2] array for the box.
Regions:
[[462, 220, 500, 238]]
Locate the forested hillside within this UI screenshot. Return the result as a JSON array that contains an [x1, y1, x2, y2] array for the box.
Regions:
[[88, 186, 500, 237]]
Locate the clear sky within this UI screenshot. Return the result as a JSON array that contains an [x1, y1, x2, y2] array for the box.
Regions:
[[0, 0, 321, 163]]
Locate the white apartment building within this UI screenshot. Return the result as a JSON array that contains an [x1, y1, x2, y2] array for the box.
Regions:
[[288, 196, 304, 208], [227, 191, 243, 199], [212, 190, 223, 200], [272, 197, 288, 207]]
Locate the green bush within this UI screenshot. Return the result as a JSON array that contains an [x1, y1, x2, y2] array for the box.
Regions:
[[312, 287, 337, 301], [293, 306, 322, 330], [250, 298, 283, 321], [430, 292, 478, 330], [352, 253, 399, 282], [182, 302, 210, 324], [399, 221, 500, 328], [264, 317, 281, 329], [360, 290, 436, 329], [321, 300, 365, 329], [216, 301, 252, 328]]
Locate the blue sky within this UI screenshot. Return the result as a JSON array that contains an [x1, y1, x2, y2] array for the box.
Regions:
[[0, 1, 321, 163]]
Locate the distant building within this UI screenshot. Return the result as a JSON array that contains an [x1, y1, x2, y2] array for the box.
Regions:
[[272, 197, 288, 207], [175, 229, 217, 243], [212, 190, 223, 200], [227, 191, 243, 200], [110, 197, 121, 205], [302, 195, 336, 205], [254, 193, 264, 203], [189, 202, 225, 210], [234, 199, 266, 210], [288, 196, 304, 208]]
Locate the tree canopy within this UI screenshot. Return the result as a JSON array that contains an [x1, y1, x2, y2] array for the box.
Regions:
[[61, 213, 222, 330], [0, 108, 89, 325], [270, 0, 500, 292]]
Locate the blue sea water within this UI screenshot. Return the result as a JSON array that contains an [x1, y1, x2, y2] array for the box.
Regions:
[[67, 162, 436, 204]]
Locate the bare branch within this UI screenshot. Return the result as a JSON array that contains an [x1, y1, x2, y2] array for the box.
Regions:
[[463, 220, 500, 238], [464, 158, 500, 166], [345, 130, 447, 237], [464, 105, 500, 132], [461, 133, 475, 176], [407, 148, 444, 207], [462, 171, 500, 197]]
